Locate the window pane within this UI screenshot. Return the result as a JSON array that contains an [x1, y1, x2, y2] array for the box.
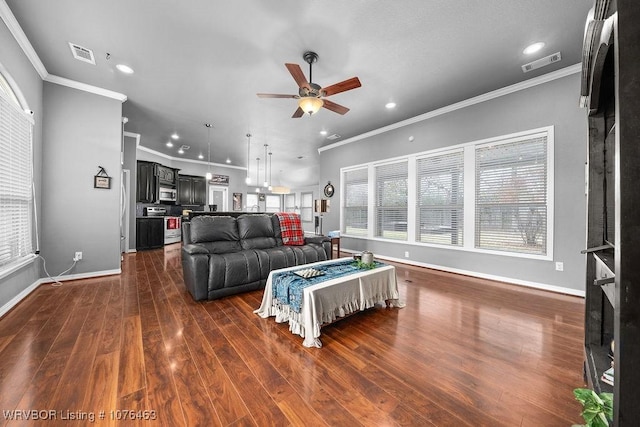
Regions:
[[265, 194, 281, 213], [301, 192, 313, 222], [343, 168, 368, 236], [375, 161, 407, 240], [284, 194, 296, 212], [475, 136, 547, 255], [417, 151, 464, 245]]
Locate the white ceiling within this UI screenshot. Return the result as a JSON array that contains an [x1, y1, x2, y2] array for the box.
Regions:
[[5, 0, 593, 187]]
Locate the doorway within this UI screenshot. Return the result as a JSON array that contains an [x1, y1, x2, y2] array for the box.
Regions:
[[208, 185, 228, 211]]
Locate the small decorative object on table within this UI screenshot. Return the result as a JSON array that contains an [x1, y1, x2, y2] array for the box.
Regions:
[[353, 251, 376, 269], [294, 268, 325, 279]]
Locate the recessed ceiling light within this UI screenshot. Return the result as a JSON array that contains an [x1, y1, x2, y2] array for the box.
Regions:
[[523, 42, 545, 55], [115, 64, 134, 74], [385, 102, 397, 109], [178, 148, 184, 154], [166, 141, 173, 147], [320, 130, 328, 136], [198, 154, 204, 159], [171, 133, 179, 140], [226, 158, 231, 164]]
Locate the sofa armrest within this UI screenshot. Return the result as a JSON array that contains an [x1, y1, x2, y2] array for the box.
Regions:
[[304, 235, 330, 245], [182, 244, 209, 255]]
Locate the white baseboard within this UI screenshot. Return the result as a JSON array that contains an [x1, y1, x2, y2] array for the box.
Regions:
[[342, 249, 585, 298], [0, 280, 41, 318], [0, 268, 122, 318]]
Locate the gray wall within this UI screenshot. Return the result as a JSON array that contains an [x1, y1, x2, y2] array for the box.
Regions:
[[0, 18, 43, 311], [123, 134, 137, 251], [320, 73, 588, 293], [41, 82, 123, 276]]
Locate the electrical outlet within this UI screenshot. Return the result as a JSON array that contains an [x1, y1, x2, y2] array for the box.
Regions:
[[74, 251, 82, 261], [404, 251, 410, 258], [555, 262, 564, 271]]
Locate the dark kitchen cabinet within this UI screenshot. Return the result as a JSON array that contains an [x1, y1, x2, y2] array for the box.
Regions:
[[136, 217, 164, 250], [178, 175, 207, 206], [136, 161, 157, 203], [156, 164, 178, 187]]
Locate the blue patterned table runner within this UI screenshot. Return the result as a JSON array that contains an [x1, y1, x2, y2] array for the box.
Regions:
[[272, 260, 385, 313]]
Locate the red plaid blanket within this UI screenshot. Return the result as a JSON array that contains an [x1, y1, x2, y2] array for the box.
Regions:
[[275, 212, 305, 245]]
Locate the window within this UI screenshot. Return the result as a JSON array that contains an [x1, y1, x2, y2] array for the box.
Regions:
[[300, 192, 313, 222], [375, 161, 408, 240], [475, 135, 548, 255], [284, 193, 296, 212], [340, 127, 552, 259], [265, 194, 281, 213], [417, 151, 464, 246], [343, 167, 368, 236], [0, 72, 34, 271], [245, 193, 258, 211]]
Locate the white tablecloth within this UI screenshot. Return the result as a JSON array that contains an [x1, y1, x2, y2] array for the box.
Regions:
[[254, 258, 403, 348]]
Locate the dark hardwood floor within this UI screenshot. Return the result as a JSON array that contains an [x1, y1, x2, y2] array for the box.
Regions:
[[0, 245, 586, 426]]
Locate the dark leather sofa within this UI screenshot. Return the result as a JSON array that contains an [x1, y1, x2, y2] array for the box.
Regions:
[[181, 214, 332, 301]]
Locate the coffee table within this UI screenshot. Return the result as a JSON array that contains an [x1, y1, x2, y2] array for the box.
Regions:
[[254, 257, 403, 348]]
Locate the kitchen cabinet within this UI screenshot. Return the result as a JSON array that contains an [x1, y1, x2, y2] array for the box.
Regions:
[[136, 161, 157, 203], [178, 175, 207, 206], [156, 164, 178, 187], [136, 217, 164, 250]]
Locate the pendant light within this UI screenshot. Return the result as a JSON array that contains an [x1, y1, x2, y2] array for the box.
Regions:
[[204, 123, 213, 181], [268, 151, 273, 191], [245, 133, 251, 185], [263, 144, 269, 188], [255, 157, 260, 192]]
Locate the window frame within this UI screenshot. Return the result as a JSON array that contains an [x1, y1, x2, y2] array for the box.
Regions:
[[339, 126, 554, 260], [0, 69, 36, 278]]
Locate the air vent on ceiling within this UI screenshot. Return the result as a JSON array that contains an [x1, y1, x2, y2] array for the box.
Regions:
[[521, 52, 561, 73], [68, 42, 96, 65], [326, 134, 341, 140]]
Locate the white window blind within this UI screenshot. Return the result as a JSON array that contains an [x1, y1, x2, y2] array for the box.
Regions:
[[475, 136, 547, 255], [284, 193, 296, 212], [343, 167, 368, 236], [300, 192, 313, 222], [417, 151, 464, 246], [0, 87, 34, 269], [265, 194, 281, 213], [375, 161, 408, 240]]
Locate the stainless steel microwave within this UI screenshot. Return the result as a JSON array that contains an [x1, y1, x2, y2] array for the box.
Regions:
[[158, 186, 177, 202]]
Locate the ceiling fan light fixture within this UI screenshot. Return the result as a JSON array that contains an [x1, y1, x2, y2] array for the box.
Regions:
[[299, 97, 324, 115]]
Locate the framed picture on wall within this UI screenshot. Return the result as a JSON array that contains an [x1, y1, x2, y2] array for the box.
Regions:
[[233, 192, 243, 211]]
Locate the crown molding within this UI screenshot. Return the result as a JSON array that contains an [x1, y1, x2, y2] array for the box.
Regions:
[[45, 74, 127, 102], [0, 0, 47, 79], [319, 63, 582, 153], [123, 131, 141, 145], [137, 145, 247, 171], [1, 0, 127, 102]]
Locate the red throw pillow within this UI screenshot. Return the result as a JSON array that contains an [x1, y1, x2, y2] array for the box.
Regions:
[[275, 212, 305, 245]]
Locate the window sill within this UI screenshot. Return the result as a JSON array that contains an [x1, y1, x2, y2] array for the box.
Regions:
[[0, 254, 37, 280]]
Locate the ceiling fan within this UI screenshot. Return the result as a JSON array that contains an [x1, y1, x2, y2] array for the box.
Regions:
[[257, 51, 361, 118]]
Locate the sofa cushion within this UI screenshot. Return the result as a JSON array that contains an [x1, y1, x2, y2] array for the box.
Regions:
[[237, 214, 277, 250], [189, 216, 242, 254], [274, 212, 305, 245]]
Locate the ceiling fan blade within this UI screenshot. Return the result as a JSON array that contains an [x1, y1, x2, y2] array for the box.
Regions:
[[322, 99, 350, 115], [285, 63, 310, 89], [257, 93, 298, 99], [321, 77, 361, 97], [292, 107, 305, 118]]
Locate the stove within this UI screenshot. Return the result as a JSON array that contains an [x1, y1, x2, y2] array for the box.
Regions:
[[144, 206, 181, 244]]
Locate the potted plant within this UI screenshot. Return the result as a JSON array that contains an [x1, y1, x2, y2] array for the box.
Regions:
[[572, 388, 613, 427]]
